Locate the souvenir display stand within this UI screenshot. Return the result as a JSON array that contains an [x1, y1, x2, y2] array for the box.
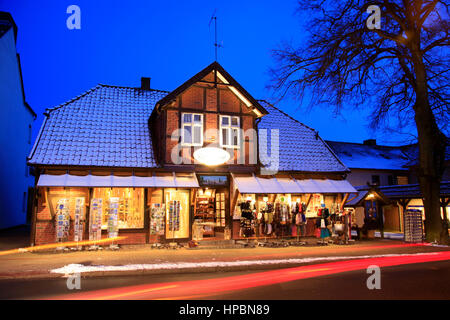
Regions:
[[404, 209, 424, 243], [89, 198, 103, 250], [72, 197, 85, 250], [55, 199, 70, 249]]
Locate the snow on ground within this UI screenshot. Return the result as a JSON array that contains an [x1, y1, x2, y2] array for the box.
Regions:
[[50, 252, 439, 275]]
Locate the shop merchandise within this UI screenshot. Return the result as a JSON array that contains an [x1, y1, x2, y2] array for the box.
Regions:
[[292, 201, 306, 237], [404, 209, 424, 243], [260, 202, 274, 235], [73, 197, 85, 242], [107, 197, 119, 238], [150, 203, 165, 235], [55, 199, 70, 242], [316, 208, 331, 239], [239, 200, 255, 237], [168, 200, 181, 233], [89, 198, 103, 241]]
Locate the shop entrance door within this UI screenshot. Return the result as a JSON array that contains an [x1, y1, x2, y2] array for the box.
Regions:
[[164, 189, 190, 240], [195, 175, 229, 240]]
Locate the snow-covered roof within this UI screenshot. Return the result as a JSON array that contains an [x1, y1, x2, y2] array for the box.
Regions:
[[28, 85, 349, 173], [28, 84, 169, 168], [258, 101, 349, 173], [353, 182, 450, 200], [325, 141, 411, 170]]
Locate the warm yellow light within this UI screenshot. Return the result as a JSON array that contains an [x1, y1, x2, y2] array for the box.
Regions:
[[367, 193, 375, 199], [193, 147, 230, 166]]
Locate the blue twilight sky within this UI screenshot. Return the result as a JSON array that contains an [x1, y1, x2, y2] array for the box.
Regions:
[[1, 0, 416, 146]]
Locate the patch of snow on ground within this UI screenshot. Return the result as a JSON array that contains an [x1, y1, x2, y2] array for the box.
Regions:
[[50, 252, 438, 275]]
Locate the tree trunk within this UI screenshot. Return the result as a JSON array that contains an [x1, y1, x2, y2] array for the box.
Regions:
[[411, 45, 448, 244]]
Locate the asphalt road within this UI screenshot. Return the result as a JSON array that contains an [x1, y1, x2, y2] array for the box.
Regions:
[[0, 259, 449, 300]]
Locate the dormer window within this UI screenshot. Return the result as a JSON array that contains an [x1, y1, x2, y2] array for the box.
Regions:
[[220, 115, 240, 148], [181, 113, 203, 146]]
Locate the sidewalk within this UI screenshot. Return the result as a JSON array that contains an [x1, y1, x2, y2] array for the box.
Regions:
[[0, 238, 448, 280]]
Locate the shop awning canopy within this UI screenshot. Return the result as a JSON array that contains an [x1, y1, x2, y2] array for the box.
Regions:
[[232, 175, 357, 194], [37, 173, 199, 188]]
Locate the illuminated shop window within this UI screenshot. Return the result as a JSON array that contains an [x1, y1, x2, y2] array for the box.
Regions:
[[92, 188, 144, 229]]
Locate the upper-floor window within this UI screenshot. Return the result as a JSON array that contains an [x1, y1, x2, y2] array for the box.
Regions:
[[220, 115, 240, 148], [181, 113, 203, 146], [371, 175, 380, 185]]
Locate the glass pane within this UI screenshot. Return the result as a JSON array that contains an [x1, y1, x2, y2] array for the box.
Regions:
[[231, 117, 239, 126], [92, 188, 144, 230], [183, 113, 192, 123], [183, 125, 192, 144], [193, 114, 202, 123], [221, 116, 229, 126], [222, 128, 229, 146], [232, 128, 239, 146], [193, 126, 202, 144]]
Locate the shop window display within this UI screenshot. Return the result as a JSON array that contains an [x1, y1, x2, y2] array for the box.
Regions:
[[234, 193, 343, 240], [92, 188, 144, 230], [165, 189, 190, 239], [46, 188, 88, 242]]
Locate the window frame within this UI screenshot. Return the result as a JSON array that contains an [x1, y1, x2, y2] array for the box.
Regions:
[[180, 112, 204, 147], [219, 115, 240, 149]]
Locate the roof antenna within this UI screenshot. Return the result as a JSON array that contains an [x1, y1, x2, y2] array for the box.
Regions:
[[208, 10, 222, 62]]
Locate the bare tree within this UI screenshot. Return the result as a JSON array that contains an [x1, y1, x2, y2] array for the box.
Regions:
[[270, 0, 449, 243]]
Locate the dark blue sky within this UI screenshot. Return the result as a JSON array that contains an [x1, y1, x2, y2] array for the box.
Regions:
[[1, 0, 415, 146]]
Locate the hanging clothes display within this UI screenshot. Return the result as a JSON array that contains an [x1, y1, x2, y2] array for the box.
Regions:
[[239, 200, 254, 237], [261, 202, 274, 235], [316, 208, 331, 239]]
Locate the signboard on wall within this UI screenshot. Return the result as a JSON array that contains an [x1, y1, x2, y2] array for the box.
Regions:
[[197, 175, 228, 187]]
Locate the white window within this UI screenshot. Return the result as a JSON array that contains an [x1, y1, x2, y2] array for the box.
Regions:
[[220, 115, 240, 148], [181, 113, 203, 146]]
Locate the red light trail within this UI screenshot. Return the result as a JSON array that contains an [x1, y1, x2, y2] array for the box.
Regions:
[[50, 250, 450, 300]]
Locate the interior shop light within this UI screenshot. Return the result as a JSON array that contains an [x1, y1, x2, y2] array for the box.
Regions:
[[193, 147, 230, 166]]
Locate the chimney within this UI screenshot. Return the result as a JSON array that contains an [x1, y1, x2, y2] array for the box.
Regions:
[[363, 139, 377, 146], [141, 77, 151, 90]]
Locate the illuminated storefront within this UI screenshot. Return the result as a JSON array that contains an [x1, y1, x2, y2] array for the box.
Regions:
[[28, 62, 357, 246]]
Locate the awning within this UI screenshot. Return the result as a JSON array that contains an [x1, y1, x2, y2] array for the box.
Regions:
[[232, 175, 357, 194], [37, 173, 199, 188]]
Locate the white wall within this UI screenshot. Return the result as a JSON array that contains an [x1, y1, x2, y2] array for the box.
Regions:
[[0, 27, 35, 229], [346, 169, 410, 187]]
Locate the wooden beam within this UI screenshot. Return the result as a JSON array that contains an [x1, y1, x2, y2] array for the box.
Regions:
[[305, 194, 312, 210], [346, 192, 359, 205], [230, 189, 240, 218], [340, 193, 350, 209]]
